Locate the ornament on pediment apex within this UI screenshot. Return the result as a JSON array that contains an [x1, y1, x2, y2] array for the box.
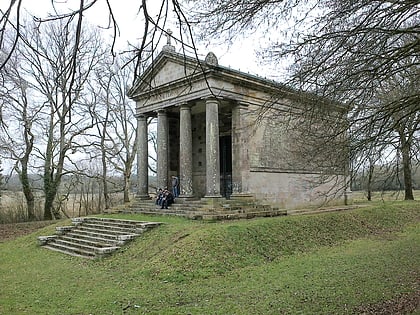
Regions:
[[205, 52, 218, 66], [166, 29, 172, 45], [162, 29, 175, 52]]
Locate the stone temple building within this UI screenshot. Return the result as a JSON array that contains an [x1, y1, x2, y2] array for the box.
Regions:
[[127, 40, 350, 214]]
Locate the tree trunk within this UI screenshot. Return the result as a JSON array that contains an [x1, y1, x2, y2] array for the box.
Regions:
[[43, 185, 59, 220], [20, 143, 36, 220], [20, 172, 36, 221], [123, 171, 131, 203], [367, 163, 374, 201], [400, 135, 414, 200], [102, 156, 110, 210]]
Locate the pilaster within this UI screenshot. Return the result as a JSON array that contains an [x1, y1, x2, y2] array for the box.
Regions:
[[231, 102, 250, 197]]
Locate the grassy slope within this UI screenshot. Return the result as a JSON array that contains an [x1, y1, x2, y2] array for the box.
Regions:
[[0, 201, 419, 315]]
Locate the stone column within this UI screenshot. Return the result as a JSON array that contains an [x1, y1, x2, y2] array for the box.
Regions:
[[157, 110, 169, 190], [136, 114, 150, 199], [231, 102, 251, 196], [205, 97, 221, 197], [179, 104, 194, 198]]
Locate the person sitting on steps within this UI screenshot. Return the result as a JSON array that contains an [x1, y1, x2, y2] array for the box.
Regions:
[[161, 189, 174, 209], [156, 188, 164, 206]]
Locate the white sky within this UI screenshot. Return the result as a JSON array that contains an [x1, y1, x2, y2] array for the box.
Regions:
[[13, 0, 274, 78]]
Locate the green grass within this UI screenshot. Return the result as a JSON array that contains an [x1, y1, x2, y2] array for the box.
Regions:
[[1, 201, 419, 314]]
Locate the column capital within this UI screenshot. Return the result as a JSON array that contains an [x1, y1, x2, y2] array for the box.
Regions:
[[135, 113, 148, 119], [179, 102, 192, 110], [201, 95, 223, 102]]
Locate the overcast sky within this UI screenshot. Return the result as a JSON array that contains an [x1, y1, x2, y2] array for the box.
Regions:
[[13, 0, 272, 78]]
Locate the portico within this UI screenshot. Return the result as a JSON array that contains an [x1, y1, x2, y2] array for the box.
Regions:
[[133, 93, 245, 201]]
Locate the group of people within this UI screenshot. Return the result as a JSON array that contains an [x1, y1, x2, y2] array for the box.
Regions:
[[155, 188, 174, 209], [155, 176, 179, 209]]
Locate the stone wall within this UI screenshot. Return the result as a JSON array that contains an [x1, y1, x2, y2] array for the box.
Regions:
[[248, 171, 346, 208]]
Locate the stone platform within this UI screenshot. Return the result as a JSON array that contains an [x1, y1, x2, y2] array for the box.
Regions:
[[105, 196, 287, 220]]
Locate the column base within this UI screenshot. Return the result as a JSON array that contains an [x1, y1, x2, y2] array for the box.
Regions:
[[178, 194, 195, 200], [202, 196, 223, 208], [203, 195, 223, 199], [230, 193, 255, 200]]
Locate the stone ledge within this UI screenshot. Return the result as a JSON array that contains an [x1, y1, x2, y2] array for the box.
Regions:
[[116, 234, 137, 242], [71, 217, 85, 225], [37, 235, 58, 246], [94, 246, 120, 257]]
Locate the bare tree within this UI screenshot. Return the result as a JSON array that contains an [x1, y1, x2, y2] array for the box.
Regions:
[[378, 68, 419, 200], [0, 41, 41, 220], [0, 159, 3, 207], [86, 55, 138, 207], [189, 0, 419, 199], [1, 0, 194, 83], [9, 19, 105, 220]]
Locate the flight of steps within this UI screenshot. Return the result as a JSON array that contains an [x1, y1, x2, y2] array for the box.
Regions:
[[38, 217, 162, 259], [286, 205, 361, 216], [107, 196, 287, 220]]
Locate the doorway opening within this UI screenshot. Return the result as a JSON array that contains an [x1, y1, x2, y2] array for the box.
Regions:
[[219, 135, 232, 199]]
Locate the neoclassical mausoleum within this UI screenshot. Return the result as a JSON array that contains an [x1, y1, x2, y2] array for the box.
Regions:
[[128, 41, 350, 211]]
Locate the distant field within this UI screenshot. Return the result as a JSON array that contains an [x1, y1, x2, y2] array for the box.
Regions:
[[351, 189, 420, 202], [0, 191, 131, 223]]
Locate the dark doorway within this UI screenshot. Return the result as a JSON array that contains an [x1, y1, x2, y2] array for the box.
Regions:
[[219, 135, 232, 198]]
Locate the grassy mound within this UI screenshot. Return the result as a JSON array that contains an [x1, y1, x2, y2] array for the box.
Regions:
[[0, 201, 419, 314]]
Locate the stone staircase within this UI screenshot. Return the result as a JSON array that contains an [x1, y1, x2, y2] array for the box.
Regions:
[[106, 195, 287, 220], [38, 217, 162, 259]]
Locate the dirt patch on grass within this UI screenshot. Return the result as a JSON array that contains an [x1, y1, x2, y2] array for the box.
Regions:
[[0, 221, 54, 242], [355, 290, 420, 314]]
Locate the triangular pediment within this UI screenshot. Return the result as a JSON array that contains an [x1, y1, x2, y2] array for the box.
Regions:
[[130, 51, 202, 95]]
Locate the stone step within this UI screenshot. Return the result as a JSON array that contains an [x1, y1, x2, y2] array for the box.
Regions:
[[65, 227, 137, 242], [81, 217, 146, 224], [60, 235, 116, 248], [79, 217, 160, 229], [43, 242, 98, 259], [83, 223, 139, 234], [119, 205, 287, 220], [65, 231, 121, 245], [111, 196, 288, 220], [53, 238, 112, 251], [38, 217, 162, 259], [287, 206, 356, 216], [77, 224, 138, 235]]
